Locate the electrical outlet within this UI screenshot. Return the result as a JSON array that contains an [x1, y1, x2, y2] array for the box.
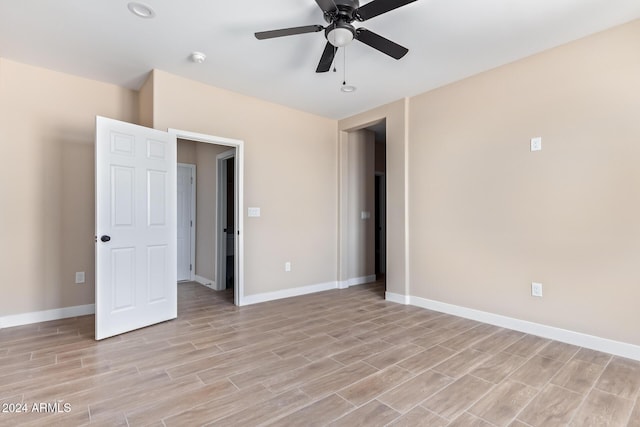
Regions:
[[75, 272, 85, 284], [285, 262, 291, 272], [531, 282, 543, 297]]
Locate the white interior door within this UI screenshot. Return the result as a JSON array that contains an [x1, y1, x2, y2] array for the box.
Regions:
[[177, 164, 194, 281], [95, 116, 177, 340]]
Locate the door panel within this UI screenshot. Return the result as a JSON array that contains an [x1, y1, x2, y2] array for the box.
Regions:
[[111, 247, 136, 311], [148, 170, 168, 226], [96, 116, 177, 340], [112, 166, 135, 226], [148, 245, 168, 302]]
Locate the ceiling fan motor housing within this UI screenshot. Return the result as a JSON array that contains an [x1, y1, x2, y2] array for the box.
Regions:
[[322, 0, 360, 23], [323, 0, 359, 47]]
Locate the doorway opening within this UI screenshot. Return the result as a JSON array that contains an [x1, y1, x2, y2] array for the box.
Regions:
[[217, 150, 236, 294], [368, 121, 386, 288], [340, 119, 387, 297], [171, 129, 244, 307]]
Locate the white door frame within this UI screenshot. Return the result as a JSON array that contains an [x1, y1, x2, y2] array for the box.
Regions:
[[216, 149, 236, 292], [177, 163, 196, 282], [168, 129, 245, 306]]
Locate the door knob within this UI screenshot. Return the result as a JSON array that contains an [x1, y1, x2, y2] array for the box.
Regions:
[[100, 235, 111, 242]]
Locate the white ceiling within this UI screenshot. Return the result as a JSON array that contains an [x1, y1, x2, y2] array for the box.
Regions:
[[1, 0, 639, 119]]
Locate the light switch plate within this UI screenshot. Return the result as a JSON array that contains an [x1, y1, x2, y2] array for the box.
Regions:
[[248, 207, 260, 217], [531, 282, 543, 297], [531, 137, 542, 152], [75, 272, 85, 284]]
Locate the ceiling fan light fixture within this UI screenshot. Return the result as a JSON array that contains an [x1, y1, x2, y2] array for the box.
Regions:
[[127, 2, 155, 18], [327, 23, 355, 47]]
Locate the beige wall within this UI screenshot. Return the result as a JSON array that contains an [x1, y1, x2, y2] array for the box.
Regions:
[[0, 58, 138, 316], [138, 72, 153, 128], [347, 129, 375, 279], [408, 20, 640, 345], [2, 18, 638, 349], [0, 60, 336, 317], [177, 138, 197, 163], [339, 100, 408, 295], [150, 70, 338, 297]]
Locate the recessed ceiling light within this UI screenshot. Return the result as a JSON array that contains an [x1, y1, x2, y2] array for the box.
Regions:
[[127, 2, 155, 18], [190, 52, 207, 64], [341, 85, 356, 93]]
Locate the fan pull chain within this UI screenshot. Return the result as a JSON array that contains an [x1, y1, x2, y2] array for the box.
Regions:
[[340, 47, 356, 93], [343, 47, 347, 85], [342, 46, 347, 86]]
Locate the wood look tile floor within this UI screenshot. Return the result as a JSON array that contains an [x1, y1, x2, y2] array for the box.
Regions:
[[1, 280, 639, 426]]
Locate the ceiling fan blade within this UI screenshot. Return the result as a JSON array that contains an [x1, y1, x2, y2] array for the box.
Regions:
[[315, 0, 337, 14], [316, 42, 337, 73], [255, 25, 324, 40], [355, 28, 408, 59], [356, 0, 417, 21]]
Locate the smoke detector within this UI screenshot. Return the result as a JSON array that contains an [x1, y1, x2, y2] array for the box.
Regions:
[[190, 52, 207, 64], [127, 2, 155, 18]]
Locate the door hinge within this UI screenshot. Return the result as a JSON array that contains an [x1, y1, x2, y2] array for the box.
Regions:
[[190, 220, 193, 227], [190, 264, 192, 271], [191, 177, 193, 184]]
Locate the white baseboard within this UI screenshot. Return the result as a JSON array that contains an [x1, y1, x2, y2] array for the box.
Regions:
[[0, 304, 96, 329], [385, 293, 640, 361], [338, 275, 377, 290], [194, 275, 218, 290], [385, 291, 410, 305], [242, 281, 339, 306], [242, 275, 378, 306]]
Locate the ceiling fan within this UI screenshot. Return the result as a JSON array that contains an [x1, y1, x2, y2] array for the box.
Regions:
[[255, 0, 417, 73]]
